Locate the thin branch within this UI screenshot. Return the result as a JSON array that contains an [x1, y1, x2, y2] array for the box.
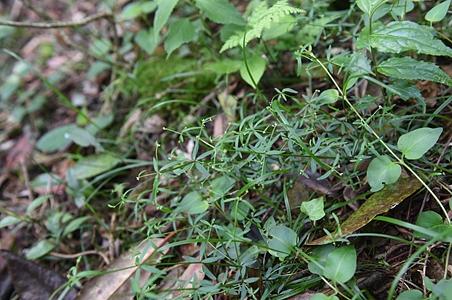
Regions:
[[0, 11, 113, 29]]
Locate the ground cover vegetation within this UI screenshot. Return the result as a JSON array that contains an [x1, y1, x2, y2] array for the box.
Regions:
[[0, 0, 451, 299]]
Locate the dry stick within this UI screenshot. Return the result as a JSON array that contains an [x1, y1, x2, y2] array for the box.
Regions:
[[0, 11, 113, 29]]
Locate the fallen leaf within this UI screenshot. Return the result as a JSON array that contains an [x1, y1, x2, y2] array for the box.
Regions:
[[0, 251, 77, 300], [5, 130, 34, 170], [307, 177, 422, 245], [213, 113, 228, 137], [78, 232, 175, 300]]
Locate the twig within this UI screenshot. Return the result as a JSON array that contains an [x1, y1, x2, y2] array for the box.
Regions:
[[50, 250, 110, 265], [0, 11, 112, 29]]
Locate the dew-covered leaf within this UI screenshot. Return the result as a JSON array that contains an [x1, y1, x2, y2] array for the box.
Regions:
[[307, 177, 422, 245], [36, 124, 77, 153]]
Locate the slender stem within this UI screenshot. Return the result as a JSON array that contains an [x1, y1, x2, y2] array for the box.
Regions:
[[307, 52, 450, 224]]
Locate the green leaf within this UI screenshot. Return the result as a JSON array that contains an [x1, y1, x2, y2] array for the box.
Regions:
[[164, 19, 197, 56], [26, 195, 50, 215], [195, 0, 245, 25], [396, 290, 424, 300], [308, 244, 335, 275], [63, 216, 91, 236], [314, 89, 339, 105], [356, 0, 387, 15], [31, 173, 61, 193], [154, 0, 179, 34], [300, 197, 325, 221], [386, 81, 423, 101], [357, 21, 452, 57], [430, 279, 452, 298], [210, 176, 235, 197], [220, 0, 302, 51], [323, 246, 357, 283], [311, 294, 339, 300], [179, 191, 209, 214], [378, 57, 452, 86], [121, 2, 157, 20], [397, 127, 443, 160], [135, 28, 159, 55], [267, 225, 297, 260], [231, 201, 250, 221], [415, 211, 443, 239], [308, 177, 422, 245], [367, 155, 401, 192], [68, 154, 121, 180], [425, 0, 451, 22], [0, 216, 21, 228], [205, 59, 242, 75], [66, 127, 102, 150], [240, 55, 266, 89], [36, 124, 77, 153], [391, 0, 414, 18], [26, 239, 55, 260]]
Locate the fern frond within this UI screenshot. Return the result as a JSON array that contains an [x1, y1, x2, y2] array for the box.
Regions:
[[220, 0, 303, 52]]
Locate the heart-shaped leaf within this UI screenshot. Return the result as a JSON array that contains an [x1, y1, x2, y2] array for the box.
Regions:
[[367, 155, 401, 192]]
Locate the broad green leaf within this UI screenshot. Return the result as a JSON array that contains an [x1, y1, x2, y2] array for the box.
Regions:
[[307, 177, 422, 245], [0, 216, 21, 228], [63, 216, 91, 236], [31, 173, 61, 193], [26, 195, 50, 215], [121, 2, 156, 20], [240, 55, 266, 88], [356, 0, 387, 15], [26, 239, 55, 260], [415, 210, 443, 239], [357, 21, 452, 57], [205, 59, 242, 75], [430, 279, 452, 298], [179, 191, 208, 214], [36, 124, 77, 152], [397, 127, 443, 160], [391, 0, 414, 18], [314, 89, 339, 105], [66, 127, 102, 150], [367, 155, 401, 192], [311, 294, 339, 300], [300, 197, 325, 221], [308, 244, 335, 275], [85, 114, 114, 135], [210, 176, 235, 197], [135, 29, 158, 55], [425, 0, 451, 22], [154, 0, 179, 34], [68, 154, 121, 180], [164, 19, 197, 56], [323, 246, 357, 283], [378, 57, 452, 86], [195, 0, 245, 25], [267, 225, 297, 260], [396, 290, 424, 300], [231, 201, 250, 221], [386, 81, 423, 101]]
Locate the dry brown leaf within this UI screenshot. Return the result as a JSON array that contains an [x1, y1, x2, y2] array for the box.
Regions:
[[5, 131, 34, 170], [213, 113, 228, 137], [77, 232, 175, 300]]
